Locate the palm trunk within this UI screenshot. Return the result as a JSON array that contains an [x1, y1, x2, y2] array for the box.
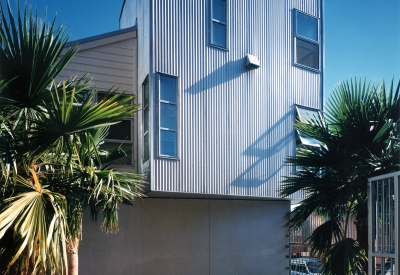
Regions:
[[67, 240, 79, 275], [355, 200, 369, 275]]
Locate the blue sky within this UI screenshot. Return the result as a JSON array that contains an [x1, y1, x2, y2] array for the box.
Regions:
[[324, 0, 400, 99], [3, 0, 400, 102]]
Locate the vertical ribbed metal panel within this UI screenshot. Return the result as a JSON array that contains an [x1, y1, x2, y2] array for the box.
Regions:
[[150, 0, 322, 198]]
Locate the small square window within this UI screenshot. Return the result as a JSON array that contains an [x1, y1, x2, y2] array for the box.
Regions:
[[160, 130, 177, 156], [296, 12, 318, 42], [296, 39, 319, 70], [211, 22, 227, 48]]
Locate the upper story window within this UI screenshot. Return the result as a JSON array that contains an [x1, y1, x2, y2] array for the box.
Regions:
[[211, 0, 227, 49], [142, 77, 150, 162], [294, 10, 320, 71], [97, 92, 134, 166], [158, 74, 178, 158]]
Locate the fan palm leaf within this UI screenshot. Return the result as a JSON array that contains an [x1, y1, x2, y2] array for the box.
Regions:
[[281, 78, 400, 274], [0, 2, 146, 274], [0, 175, 67, 275], [0, 2, 76, 110]]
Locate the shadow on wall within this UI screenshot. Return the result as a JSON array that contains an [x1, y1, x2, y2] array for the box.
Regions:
[[230, 109, 293, 191], [186, 57, 246, 94]]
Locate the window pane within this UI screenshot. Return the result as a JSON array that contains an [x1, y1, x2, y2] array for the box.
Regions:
[[160, 103, 177, 130], [143, 107, 149, 133], [143, 133, 149, 162], [296, 11, 318, 42], [296, 107, 320, 123], [160, 75, 176, 103], [296, 38, 319, 70], [160, 130, 177, 156], [107, 120, 132, 140], [298, 131, 320, 147], [212, 22, 227, 48], [143, 80, 149, 107], [101, 142, 132, 165], [212, 0, 226, 23]]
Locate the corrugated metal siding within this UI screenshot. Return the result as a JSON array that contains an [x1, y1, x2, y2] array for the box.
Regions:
[[150, 0, 322, 198]]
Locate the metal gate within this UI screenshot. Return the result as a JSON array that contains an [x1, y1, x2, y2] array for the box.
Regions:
[[368, 172, 399, 275]]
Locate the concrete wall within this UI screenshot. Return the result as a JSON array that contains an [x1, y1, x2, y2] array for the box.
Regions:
[[79, 198, 290, 275]]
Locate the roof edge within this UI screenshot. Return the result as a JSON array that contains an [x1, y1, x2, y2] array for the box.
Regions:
[[65, 26, 136, 47]]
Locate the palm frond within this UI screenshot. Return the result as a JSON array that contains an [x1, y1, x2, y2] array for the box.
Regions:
[[0, 2, 75, 110], [307, 219, 343, 257], [322, 238, 367, 275], [0, 176, 67, 275], [282, 78, 400, 274], [88, 169, 145, 233]]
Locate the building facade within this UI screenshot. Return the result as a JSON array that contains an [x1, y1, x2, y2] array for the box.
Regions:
[[59, 1, 323, 274]]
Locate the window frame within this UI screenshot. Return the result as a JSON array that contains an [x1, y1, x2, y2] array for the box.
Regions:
[[295, 105, 323, 148], [210, 0, 228, 50], [294, 105, 323, 172], [142, 76, 150, 163], [96, 91, 135, 166], [157, 73, 179, 159], [293, 9, 320, 72]]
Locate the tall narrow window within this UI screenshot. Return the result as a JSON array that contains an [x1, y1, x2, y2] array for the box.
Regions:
[[294, 10, 320, 71], [97, 92, 134, 166], [211, 0, 227, 49], [159, 74, 178, 157], [142, 77, 150, 162]]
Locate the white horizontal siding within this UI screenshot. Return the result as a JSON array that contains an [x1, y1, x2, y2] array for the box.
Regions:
[[57, 30, 138, 171], [58, 37, 136, 94]]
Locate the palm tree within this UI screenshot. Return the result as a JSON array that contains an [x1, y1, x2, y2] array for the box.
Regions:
[[281, 78, 400, 275], [0, 2, 145, 275]]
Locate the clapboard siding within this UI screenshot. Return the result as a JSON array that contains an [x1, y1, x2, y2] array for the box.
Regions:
[[61, 63, 133, 78], [145, 0, 322, 199], [60, 68, 132, 84], [61, 56, 133, 71], [57, 28, 138, 171], [57, 31, 136, 94]]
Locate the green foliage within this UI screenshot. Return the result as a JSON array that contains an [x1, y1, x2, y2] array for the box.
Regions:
[[281, 78, 400, 274], [322, 238, 367, 275], [0, 2, 145, 274]]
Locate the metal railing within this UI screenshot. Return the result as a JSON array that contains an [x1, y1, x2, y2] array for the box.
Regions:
[[368, 172, 399, 275]]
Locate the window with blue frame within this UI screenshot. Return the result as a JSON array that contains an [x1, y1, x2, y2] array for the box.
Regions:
[[158, 74, 178, 157], [211, 0, 227, 49], [294, 10, 320, 71]]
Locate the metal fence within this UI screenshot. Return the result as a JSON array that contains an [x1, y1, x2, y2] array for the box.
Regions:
[[368, 172, 399, 275]]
